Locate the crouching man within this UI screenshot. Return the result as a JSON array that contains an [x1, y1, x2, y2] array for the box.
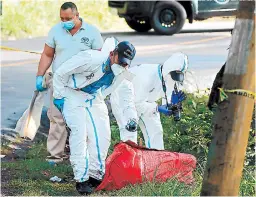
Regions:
[[110, 52, 188, 150], [52, 38, 136, 195]]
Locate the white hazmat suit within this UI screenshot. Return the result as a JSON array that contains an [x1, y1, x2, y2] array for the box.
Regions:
[[110, 52, 188, 150], [53, 37, 135, 182]]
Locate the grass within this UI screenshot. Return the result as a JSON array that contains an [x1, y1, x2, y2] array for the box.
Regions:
[[1, 0, 129, 40], [2, 142, 255, 196], [2, 144, 198, 196], [1, 93, 255, 196]]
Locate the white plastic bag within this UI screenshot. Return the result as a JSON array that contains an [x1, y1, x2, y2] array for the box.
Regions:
[[15, 91, 46, 140], [15, 72, 52, 140]]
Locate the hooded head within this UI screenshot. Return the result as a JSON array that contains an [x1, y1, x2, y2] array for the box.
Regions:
[[162, 52, 188, 77], [161, 52, 189, 93], [101, 37, 119, 56]]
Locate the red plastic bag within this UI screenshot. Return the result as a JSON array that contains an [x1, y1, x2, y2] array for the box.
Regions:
[[96, 141, 197, 191]]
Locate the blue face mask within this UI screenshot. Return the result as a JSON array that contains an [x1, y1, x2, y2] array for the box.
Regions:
[[62, 20, 75, 30]]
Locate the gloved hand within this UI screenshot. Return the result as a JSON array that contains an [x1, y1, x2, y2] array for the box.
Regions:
[[125, 118, 137, 132], [36, 76, 47, 91], [158, 105, 172, 116], [53, 98, 64, 112], [171, 90, 186, 105]]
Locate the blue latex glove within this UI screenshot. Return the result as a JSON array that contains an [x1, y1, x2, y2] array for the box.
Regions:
[[53, 98, 64, 112], [36, 76, 47, 92], [158, 105, 172, 116], [171, 90, 186, 105], [125, 118, 137, 132]]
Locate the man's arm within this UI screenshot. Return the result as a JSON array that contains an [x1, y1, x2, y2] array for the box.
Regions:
[[121, 81, 138, 123], [92, 27, 104, 50], [37, 44, 55, 76], [110, 80, 138, 129]]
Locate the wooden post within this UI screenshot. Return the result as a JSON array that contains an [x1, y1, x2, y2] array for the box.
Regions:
[[200, 1, 255, 196]]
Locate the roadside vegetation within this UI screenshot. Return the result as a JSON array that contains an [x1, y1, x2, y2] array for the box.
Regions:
[[1, 0, 128, 40], [1, 93, 255, 196], [1, 1, 235, 40]]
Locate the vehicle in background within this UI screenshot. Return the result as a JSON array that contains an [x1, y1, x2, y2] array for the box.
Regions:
[[108, 0, 238, 35]]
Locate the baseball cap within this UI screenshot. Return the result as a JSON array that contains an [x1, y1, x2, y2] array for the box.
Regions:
[[115, 41, 136, 66]]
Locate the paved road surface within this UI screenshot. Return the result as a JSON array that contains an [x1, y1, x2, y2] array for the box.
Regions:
[[1, 31, 232, 128]]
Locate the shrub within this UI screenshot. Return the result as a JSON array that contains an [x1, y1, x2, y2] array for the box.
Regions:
[[1, 0, 127, 40]]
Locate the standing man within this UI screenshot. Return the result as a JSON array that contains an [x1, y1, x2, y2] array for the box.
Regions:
[[36, 2, 103, 163]]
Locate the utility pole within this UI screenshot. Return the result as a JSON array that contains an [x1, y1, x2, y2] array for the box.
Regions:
[[201, 1, 255, 196]]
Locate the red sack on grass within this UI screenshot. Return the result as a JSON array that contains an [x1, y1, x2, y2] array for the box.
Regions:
[[96, 141, 197, 191]]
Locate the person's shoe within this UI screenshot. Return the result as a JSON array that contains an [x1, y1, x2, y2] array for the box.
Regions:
[[76, 181, 93, 195], [88, 177, 102, 188], [46, 156, 63, 164]]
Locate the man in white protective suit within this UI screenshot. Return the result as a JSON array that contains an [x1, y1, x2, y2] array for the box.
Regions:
[[52, 37, 136, 195], [110, 52, 188, 150]]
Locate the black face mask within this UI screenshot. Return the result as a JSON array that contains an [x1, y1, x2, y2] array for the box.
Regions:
[[170, 70, 184, 82]]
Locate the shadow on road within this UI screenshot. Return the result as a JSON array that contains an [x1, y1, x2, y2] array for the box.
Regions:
[[102, 28, 233, 37]]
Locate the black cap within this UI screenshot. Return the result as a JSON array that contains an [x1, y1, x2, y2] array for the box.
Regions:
[[115, 41, 136, 66]]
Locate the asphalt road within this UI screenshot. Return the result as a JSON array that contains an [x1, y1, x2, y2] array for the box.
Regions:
[[1, 31, 232, 128]]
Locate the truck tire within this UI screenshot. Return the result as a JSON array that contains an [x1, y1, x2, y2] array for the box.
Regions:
[[151, 1, 187, 35], [125, 19, 152, 32]]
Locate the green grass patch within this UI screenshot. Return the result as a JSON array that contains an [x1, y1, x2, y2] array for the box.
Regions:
[[1, 93, 255, 196]]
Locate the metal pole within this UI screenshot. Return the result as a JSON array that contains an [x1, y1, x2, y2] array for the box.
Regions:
[[200, 1, 255, 196]]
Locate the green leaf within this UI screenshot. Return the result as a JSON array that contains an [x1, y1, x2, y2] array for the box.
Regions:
[[191, 100, 197, 109]]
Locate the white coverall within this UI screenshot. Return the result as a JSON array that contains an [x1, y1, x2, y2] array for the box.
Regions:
[[53, 38, 134, 182], [110, 52, 188, 150]]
